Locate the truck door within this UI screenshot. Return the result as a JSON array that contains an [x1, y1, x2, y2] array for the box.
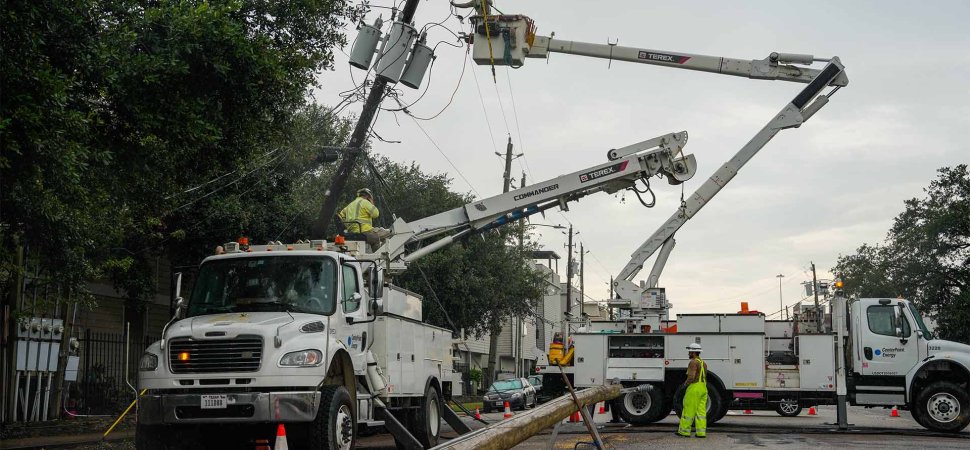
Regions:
[[859, 303, 918, 377], [339, 261, 369, 370]]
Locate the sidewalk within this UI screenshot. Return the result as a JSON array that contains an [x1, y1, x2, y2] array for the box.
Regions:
[[1, 430, 134, 449]]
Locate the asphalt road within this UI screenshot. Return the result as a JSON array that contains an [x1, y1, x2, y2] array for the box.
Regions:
[[52, 405, 970, 449]]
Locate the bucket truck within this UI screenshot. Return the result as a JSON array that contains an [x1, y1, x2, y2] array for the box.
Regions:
[[135, 131, 698, 449], [456, 3, 970, 434]]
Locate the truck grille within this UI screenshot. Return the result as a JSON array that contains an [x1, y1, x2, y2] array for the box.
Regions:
[[168, 336, 263, 374]]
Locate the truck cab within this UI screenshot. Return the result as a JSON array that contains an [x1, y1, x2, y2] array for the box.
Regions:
[[136, 240, 457, 449], [848, 297, 970, 431]]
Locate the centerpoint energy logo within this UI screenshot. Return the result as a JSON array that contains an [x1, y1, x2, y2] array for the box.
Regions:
[[513, 184, 559, 201], [580, 161, 629, 183], [637, 51, 691, 64]]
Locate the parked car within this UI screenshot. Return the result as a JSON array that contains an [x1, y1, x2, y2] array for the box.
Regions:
[[527, 375, 546, 402], [482, 378, 537, 412]]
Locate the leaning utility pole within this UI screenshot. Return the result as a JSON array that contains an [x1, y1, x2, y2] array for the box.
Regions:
[[313, 0, 422, 238]]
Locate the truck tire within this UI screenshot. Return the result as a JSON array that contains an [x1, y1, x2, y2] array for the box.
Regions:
[[308, 385, 357, 450], [775, 399, 802, 417], [617, 384, 665, 424], [673, 383, 723, 424], [914, 381, 970, 433], [410, 385, 443, 448]]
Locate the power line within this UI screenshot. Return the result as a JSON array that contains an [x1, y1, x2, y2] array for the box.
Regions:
[[408, 114, 480, 196], [468, 51, 502, 170], [504, 66, 534, 182]]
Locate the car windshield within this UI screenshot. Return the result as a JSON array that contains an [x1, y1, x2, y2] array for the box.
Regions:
[[489, 380, 523, 391], [187, 255, 338, 317], [908, 302, 934, 340]]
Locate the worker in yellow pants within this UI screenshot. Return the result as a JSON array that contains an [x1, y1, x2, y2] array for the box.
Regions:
[[678, 343, 708, 438]]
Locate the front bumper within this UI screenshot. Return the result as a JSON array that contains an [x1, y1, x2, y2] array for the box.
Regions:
[[138, 391, 320, 425], [483, 396, 525, 410]]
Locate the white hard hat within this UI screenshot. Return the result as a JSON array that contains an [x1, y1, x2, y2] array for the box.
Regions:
[[686, 343, 703, 353]]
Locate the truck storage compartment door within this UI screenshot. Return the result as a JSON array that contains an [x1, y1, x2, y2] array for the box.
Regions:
[[797, 334, 836, 391], [730, 334, 764, 389], [571, 334, 607, 387]]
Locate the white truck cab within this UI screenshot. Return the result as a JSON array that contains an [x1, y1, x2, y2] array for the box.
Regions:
[[137, 241, 458, 450]]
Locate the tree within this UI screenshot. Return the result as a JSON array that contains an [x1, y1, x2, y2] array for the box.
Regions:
[[1, 0, 355, 300], [834, 165, 970, 343]]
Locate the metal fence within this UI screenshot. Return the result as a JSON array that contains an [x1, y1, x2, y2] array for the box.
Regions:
[[65, 331, 157, 415]]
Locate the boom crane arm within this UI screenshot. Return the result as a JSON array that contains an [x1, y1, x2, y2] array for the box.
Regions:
[[452, 6, 849, 312], [613, 59, 846, 309], [370, 132, 697, 273]]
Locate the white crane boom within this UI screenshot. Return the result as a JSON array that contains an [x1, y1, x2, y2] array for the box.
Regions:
[[455, 8, 848, 314], [370, 132, 697, 273]]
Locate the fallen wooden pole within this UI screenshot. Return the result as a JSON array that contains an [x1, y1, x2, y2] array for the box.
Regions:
[[432, 384, 623, 450]]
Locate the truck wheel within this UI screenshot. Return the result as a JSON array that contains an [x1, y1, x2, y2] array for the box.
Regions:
[[673, 383, 723, 423], [775, 399, 802, 417], [617, 384, 665, 424], [410, 385, 443, 448], [915, 381, 970, 433], [309, 385, 356, 450]]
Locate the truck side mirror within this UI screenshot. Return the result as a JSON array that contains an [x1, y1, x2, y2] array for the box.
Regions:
[[174, 297, 186, 319], [894, 303, 908, 343]]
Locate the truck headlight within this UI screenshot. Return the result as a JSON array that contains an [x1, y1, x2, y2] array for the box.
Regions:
[[511, 393, 523, 400], [280, 349, 323, 367], [139, 353, 158, 371]]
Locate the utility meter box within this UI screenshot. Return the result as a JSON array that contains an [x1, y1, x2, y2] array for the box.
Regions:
[[470, 15, 535, 67]]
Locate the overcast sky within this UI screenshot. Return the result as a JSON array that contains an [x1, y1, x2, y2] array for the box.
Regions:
[[315, 0, 970, 318]]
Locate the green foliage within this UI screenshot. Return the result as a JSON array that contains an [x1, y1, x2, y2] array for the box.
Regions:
[[834, 165, 970, 343], [1, 1, 353, 299], [468, 367, 482, 383]]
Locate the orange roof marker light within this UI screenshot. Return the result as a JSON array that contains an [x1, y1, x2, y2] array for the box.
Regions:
[[238, 237, 249, 246], [334, 235, 346, 245], [834, 280, 844, 289]]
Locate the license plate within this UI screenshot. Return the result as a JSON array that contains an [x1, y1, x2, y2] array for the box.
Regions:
[[201, 395, 228, 409]]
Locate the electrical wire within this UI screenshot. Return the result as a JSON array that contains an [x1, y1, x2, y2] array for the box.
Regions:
[[407, 114, 480, 196], [406, 44, 469, 121], [468, 51, 503, 173]]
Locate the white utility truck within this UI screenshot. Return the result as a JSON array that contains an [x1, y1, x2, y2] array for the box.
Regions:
[[552, 295, 970, 433], [457, 5, 970, 433], [135, 127, 699, 450]]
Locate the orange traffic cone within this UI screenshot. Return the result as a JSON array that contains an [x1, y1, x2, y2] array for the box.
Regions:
[[891, 406, 899, 417], [598, 403, 606, 414], [474, 407, 482, 420], [254, 438, 271, 450], [275, 424, 289, 450], [569, 411, 581, 422], [503, 401, 513, 419], [743, 409, 754, 415], [808, 407, 817, 416]]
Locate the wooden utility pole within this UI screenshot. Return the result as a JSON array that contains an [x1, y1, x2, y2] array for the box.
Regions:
[[811, 262, 822, 331], [565, 226, 574, 315], [487, 137, 516, 386], [313, 0, 422, 238], [579, 243, 585, 316]]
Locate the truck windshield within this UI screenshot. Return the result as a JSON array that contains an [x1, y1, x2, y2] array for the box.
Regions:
[[907, 302, 934, 340], [187, 255, 338, 317]]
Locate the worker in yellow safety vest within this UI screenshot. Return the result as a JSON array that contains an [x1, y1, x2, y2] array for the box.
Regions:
[[338, 188, 381, 249], [677, 342, 708, 438]]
